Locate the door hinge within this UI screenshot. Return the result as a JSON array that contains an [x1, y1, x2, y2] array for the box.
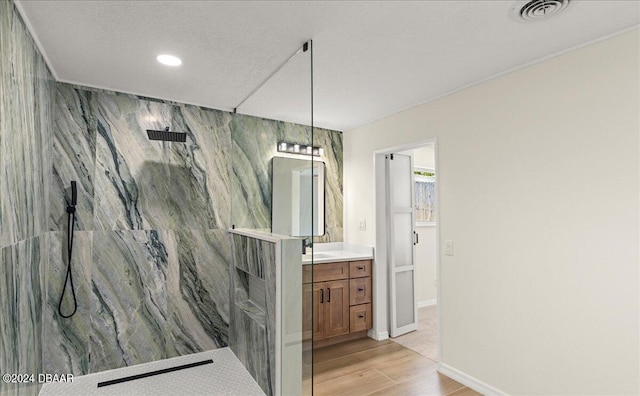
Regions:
[[390, 153, 394, 160]]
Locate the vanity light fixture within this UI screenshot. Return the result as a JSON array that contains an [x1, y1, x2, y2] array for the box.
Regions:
[[277, 142, 324, 157]]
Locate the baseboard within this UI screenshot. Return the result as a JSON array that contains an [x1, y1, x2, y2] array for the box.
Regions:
[[438, 362, 506, 396], [367, 329, 389, 341], [417, 299, 436, 308]]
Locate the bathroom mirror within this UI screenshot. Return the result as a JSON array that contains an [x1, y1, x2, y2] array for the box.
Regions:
[[272, 156, 325, 237]]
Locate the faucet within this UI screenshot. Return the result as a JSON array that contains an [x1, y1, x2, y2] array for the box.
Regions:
[[302, 238, 313, 254]]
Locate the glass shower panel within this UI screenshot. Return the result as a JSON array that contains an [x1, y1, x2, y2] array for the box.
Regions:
[[230, 41, 313, 396]]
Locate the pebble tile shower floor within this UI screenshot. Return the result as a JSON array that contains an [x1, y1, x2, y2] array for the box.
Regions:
[[39, 348, 264, 396]]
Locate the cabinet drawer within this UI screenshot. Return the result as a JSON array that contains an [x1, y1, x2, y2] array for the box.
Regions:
[[349, 277, 371, 305], [350, 304, 372, 332], [349, 260, 372, 278], [304, 262, 349, 282]]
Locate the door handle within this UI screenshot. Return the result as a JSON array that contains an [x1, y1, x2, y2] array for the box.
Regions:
[[320, 288, 323, 303], [327, 288, 331, 302], [413, 231, 419, 245]]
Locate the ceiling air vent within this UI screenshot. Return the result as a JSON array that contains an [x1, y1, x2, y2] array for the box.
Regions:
[[510, 0, 571, 22]]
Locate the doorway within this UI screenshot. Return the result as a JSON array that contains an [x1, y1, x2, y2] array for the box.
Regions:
[[373, 138, 440, 363], [311, 139, 479, 396]]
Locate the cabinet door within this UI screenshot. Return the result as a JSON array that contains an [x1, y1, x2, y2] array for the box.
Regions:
[[324, 280, 350, 337], [313, 282, 326, 341]]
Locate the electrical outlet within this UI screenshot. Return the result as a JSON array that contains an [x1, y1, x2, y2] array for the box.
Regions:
[[444, 240, 454, 256], [359, 219, 367, 231]]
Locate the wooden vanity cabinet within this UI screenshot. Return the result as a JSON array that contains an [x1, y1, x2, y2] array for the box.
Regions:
[[303, 259, 373, 347]]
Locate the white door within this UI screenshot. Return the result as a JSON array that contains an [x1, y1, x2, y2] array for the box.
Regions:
[[386, 153, 418, 337]]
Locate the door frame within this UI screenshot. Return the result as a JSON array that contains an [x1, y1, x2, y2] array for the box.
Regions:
[[372, 137, 441, 363]]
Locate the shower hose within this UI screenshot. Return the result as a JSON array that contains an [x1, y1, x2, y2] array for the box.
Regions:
[[57, 204, 77, 318]]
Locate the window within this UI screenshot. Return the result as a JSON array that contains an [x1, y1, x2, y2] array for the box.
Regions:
[[414, 168, 436, 226]]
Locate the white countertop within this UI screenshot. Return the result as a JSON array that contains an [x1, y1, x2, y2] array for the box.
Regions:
[[302, 242, 374, 264]]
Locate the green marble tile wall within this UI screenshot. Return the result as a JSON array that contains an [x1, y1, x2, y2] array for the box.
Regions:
[[46, 83, 343, 377], [0, 0, 54, 249], [231, 114, 343, 241], [0, 0, 343, 388], [0, 1, 53, 395]]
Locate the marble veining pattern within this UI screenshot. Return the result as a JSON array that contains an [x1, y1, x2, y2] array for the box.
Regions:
[[232, 233, 264, 279], [231, 114, 343, 241], [42, 231, 92, 376], [0, 236, 46, 396], [233, 306, 271, 396], [90, 230, 172, 372], [230, 234, 276, 396], [0, 2, 52, 395], [89, 229, 231, 372], [91, 92, 232, 231], [50, 85, 96, 231], [0, 0, 53, 247], [167, 229, 231, 355]]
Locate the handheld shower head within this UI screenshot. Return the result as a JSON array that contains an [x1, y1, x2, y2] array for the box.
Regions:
[[66, 181, 77, 212]]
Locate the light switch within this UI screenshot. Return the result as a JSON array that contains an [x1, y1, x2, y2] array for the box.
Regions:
[[444, 240, 454, 256], [359, 220, 367, 231]]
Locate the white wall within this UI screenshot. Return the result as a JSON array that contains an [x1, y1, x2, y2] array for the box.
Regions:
[[344, 30, 639, 395], [411, 145, 435, 170], [415, 224, 437, 303]]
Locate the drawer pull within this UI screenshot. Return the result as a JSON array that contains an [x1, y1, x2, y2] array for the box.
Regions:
[[357, 266, 365, 270], [358, 314, 365, 319], [357, 287, 364, 292]]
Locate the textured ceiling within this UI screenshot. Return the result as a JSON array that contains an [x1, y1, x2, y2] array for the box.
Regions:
[[15, 1, 640, 131]]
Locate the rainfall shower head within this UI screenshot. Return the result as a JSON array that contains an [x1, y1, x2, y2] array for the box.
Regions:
[[147, 127, 187, 143]]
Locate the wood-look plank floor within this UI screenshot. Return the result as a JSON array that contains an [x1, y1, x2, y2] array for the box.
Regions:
[[310, 338, 482, 396], [393, 305, 438, 361]]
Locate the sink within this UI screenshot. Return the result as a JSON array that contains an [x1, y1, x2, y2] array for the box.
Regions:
[[311, 253, 333, 259], [302, 252, 333, 261]]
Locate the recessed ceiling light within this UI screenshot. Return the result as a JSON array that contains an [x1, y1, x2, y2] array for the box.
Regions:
[[156, 54, 182, 67]]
